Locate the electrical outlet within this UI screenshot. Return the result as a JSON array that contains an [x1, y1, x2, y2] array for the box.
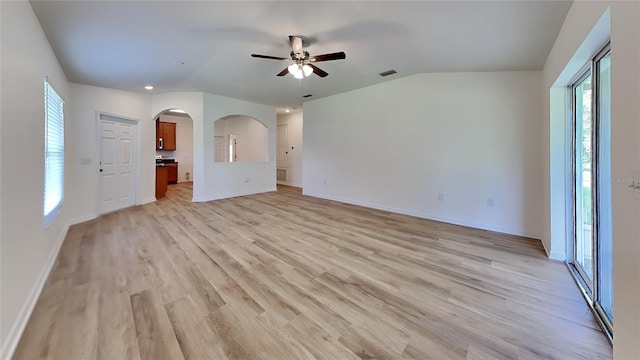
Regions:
[[487, 198, 495, 207], [244, 177, 250, 183], [438, 193, 445, 201]]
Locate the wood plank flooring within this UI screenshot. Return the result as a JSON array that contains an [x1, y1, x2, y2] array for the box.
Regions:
[[13, 183, 612, 359]]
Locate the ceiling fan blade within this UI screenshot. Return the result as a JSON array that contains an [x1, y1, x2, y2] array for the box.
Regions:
[[276, 67, 289, 76], [251, 54, 289, 60], [307, 63, 328, 77], [310, 52, 346, 62], [289, 35, 303, 54]]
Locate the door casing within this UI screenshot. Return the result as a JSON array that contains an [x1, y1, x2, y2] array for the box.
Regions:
[[96, 111, 141, 215]]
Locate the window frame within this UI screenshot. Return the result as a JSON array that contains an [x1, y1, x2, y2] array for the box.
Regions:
[[43, 77, 64, 227]]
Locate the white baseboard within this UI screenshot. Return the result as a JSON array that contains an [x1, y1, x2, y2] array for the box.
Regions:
[[302, 191, 541, 240], [540, 236, 566, 261], [548, 251, 566, 261], [547, 247, 566, 261], [193, 187, 277, 202], [68, 213, 97, 226], [1, 220, 70, 360], [138, 197, 156, 205], [277, 181, 302, 188]]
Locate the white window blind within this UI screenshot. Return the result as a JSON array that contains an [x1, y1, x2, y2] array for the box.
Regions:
[[44, 78, 64, 226]]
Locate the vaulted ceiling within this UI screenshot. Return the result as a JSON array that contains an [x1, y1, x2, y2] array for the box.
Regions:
[[30, 1, 572, 110]]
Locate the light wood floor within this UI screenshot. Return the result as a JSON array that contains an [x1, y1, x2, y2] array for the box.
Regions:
[[14, 183, 611, 359]]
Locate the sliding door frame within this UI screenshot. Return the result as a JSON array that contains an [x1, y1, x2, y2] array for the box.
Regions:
[[567, 42, 612, 342], [591, 43, 613, 336], [568, 66, 595, 298]]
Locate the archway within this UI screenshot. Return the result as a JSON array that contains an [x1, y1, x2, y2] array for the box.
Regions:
[[213, 115, 268, 163], [153, 108, 194, 200]]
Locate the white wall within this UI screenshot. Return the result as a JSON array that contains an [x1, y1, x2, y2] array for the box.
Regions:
[[213, 115, 268, 162], [69, 83, 153, 215], [0, 5, 154, 352], [157, 114, 194, 183], [0, 2, 71, 358], [201, 93, 276, 201], [151, 92, 204, 199], [544, 1, 612, 261], [542, 1, 640, 357], [277, 112, 304, 187], [304, 71, 543, 238], [0, 5, 276, 356], [151, 92, 276, 202]]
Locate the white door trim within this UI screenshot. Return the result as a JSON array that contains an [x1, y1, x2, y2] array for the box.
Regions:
[[95, 111, 142, 215], [277, 123, 290, 168]]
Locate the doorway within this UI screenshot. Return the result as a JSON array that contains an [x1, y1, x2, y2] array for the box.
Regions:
[[98, 113, 138, 214], [276, 124, 290, 184], [275, 110, 302, 187], [155, 109, 194, 200]]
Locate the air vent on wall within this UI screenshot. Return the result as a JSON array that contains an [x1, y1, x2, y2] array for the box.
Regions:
[[379, 69, 397, 77], [277, 168, 287, 182], [303, 94, 313, 98]]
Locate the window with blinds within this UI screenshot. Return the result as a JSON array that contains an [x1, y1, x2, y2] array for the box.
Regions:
[[44, 78, 64, 227]]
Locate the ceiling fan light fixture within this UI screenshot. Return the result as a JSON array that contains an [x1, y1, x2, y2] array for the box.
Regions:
[[302, 64, 313, 77], [289, 63, 307, 79]]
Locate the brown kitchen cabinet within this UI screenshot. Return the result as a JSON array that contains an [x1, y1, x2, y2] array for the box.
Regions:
[[156, 120, 176, 151], [167, 162, 178, 184], [156, 166, 168, 198]]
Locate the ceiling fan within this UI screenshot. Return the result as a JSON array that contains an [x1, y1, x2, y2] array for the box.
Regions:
[[251, 35, 346, 79]]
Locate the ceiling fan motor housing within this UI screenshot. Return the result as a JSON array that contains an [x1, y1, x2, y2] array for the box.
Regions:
[[291, 50, 310, 61]]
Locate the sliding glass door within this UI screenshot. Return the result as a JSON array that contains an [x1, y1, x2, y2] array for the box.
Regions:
[[595, 50, 612, 324], [572, 72, 594, 286], [569, 43, 612, 337]]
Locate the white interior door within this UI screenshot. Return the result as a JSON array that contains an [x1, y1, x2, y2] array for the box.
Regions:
[[277, 124, 289, 168], [100, 117, 136, 214]]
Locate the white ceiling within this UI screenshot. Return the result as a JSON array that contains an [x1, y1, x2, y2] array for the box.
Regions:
[[30, 1, 572, 110]]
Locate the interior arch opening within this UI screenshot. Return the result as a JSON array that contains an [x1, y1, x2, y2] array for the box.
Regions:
[[213, 115, 268, 163], [154, 108, 194, 200]]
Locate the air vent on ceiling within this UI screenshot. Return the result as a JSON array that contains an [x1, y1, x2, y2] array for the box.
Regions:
[[303, 94, 313, 98], [379, 69, 397, 77]]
